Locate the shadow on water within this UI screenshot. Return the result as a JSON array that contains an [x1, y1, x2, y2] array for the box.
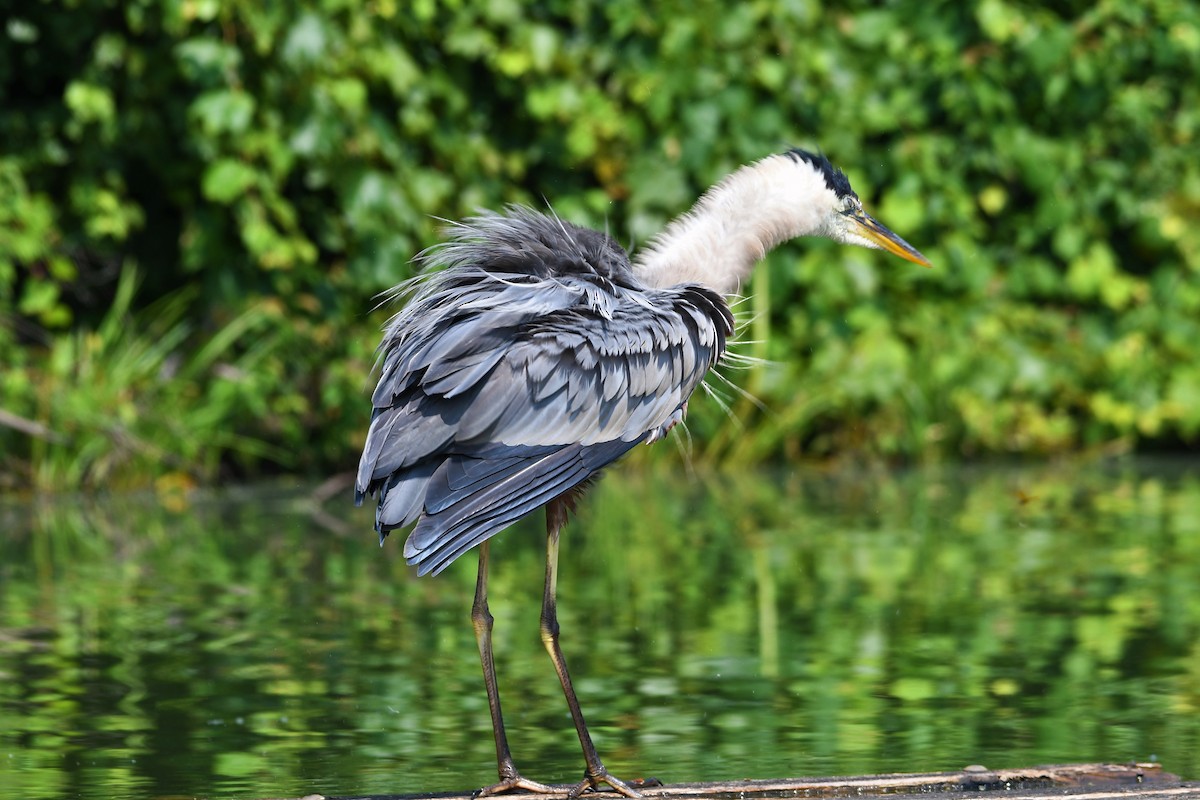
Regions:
[[1, 458, 1198, 799]]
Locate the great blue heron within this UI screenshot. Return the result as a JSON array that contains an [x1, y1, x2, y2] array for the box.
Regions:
[[356, 149, 930, 797]]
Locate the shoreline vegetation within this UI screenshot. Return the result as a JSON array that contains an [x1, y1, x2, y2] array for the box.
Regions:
[[3, 2, 1198, 493]]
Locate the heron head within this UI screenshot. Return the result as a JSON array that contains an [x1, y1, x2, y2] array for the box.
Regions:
[[828, 194, 932, 267], [788, 149, 932, 267]]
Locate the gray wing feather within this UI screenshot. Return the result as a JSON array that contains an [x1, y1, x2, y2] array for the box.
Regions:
[[356, 211, 733, 576], [356, 406, 456, 490], [423, 349, 506, 397], [405, 438, 641, 576], [376, 462, 437, 533]]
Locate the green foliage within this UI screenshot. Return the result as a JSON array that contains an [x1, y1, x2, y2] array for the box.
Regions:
[[2, 266, 287, 489], [1, 0, 1198, 488]]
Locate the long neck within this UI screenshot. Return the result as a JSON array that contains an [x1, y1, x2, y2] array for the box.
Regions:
[[632, 154, 830, 295]]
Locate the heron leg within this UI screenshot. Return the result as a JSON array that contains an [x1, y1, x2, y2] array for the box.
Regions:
[[541, 499, 643, 799], [472, 541, 555, 797]]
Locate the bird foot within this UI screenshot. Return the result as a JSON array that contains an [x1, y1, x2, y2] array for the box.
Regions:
[[568, 769, 658, 798], [473, 774, 557, 797]]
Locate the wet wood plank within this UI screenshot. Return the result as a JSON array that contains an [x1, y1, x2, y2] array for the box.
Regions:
[[285, 762, 1198, 800]]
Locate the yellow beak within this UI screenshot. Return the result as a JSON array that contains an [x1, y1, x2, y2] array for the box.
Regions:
[[849, 208, 932, 267]]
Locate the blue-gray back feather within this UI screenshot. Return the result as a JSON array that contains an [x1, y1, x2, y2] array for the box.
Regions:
[[356, 207, 734, 575]]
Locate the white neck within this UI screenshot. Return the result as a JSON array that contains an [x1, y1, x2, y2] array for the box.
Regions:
[[632, 153, 835, 296]]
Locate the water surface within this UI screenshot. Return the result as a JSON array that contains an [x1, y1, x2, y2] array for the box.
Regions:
[[1, 459, 1198, 799]]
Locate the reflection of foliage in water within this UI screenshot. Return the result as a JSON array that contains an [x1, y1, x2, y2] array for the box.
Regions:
[[0, 460, 1197, 799]]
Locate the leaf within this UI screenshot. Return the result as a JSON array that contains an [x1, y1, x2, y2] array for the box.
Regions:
[[190, 90, 256, 137], [281, 13, 328, 66], [202, 159, 258, 204], [63, 81, 115, 125]]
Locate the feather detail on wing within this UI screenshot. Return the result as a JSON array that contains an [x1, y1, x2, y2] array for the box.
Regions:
[[356, 210, 733, 575]]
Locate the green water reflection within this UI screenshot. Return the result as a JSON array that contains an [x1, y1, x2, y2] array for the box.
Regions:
[[1, 460, 1198, 799]]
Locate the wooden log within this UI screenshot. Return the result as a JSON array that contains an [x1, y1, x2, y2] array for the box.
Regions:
[[282, 762, 1198, 800]]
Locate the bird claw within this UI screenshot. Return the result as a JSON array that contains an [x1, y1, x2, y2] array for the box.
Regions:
[[473, 775, 557, 797], [567, 769, 653, 798]]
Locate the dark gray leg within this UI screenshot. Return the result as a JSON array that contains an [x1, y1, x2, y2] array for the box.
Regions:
[[541, 499, 643, 799], [472, 541, 555, 797]]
